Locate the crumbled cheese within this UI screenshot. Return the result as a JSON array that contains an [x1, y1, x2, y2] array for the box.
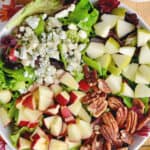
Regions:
[[25, 16, 40, 29], [79, 30, 87, 39], [68, 24, 78, 31]]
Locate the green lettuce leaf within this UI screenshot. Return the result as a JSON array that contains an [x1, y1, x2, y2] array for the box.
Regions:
[[141, 97, 149, 114], [121, 96, 133, 108]]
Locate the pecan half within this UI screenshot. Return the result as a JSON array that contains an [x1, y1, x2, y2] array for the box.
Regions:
[[112, 139, 123, 149], [101, 112, 119, 134], [92, 135, 104, 150], [87, 98, 108, 118], [108, 97, 124, 111], [126, 110, 138, 134], [137, 117, 150, 131], [116, 107, 128, 128], [133, 98, 145, 114], [98, 79, 111, 94], [104, 141, 111, 150], [120, 130, 133, 145]]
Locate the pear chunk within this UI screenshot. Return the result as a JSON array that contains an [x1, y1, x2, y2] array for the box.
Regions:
[[135, 70, 149, 84], [112, 8, 126, 19], [116, 20, 135, 38], [139, 65, 150, 81], [119, 46, 136, 57]]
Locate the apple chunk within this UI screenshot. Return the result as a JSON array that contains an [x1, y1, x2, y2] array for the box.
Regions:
[[0, 90, 12, 104], [139, 65, 150, 81], [33, 86, 54, 111], [44, 105, 60, 115], [70, 91, 85, 104], [119, 46, 136, 57], [18, 137, 31, 150], [65, 137, 81, 149], [43, 116, 55, 130]]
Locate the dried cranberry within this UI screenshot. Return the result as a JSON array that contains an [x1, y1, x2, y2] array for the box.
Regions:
[[125, 13, 139, 26], [98, 0, 120, 13], [0, 137, 5, 150], [50, 58, 64, 69]]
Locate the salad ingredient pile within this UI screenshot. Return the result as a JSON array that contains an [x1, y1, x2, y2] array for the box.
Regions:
[[0, 0, 150, 150]]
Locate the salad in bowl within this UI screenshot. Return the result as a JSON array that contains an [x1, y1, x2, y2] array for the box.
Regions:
[[0, 0, 150, 149]]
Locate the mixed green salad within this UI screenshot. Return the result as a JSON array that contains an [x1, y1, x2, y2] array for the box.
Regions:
[[0, 0, 150, 149]]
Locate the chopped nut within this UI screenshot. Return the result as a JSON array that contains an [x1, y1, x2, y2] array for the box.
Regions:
[[116, 107, 128, 128], [104, 141, 111, 150], [126, 110, 138, 134], [137, 117, 150, 131], [133, 98, 145, 114], [117, 147, 128, 150], [108, 97, 124, 111], [120, 130, 133, 145], [92, 135, 104, 150], [98, 79, 111, 94], [112, 139, 123, 149]]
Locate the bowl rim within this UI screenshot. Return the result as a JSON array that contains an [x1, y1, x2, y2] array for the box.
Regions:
[[0, 2, 150, 150]]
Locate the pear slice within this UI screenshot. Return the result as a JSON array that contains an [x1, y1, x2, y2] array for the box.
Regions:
[[116, 20, 135, 38], [86, 42, 105, 59], [105, 37, 120, 54], [122, 63, 138, 81], [119, 46, 136, 57], [139, 45, 150, 64], [135, 84, 150, 98], [120, 82, 134, 97], [135, 70, 149, 84], [112, 8, 126, 19], [137, 28, 150, 47], [112, 54, 131, 69], [97, 54, 112, 69], [94, 22, 111, 38], [101, 14, 119, 28], [106, 75, 122, 94], [139, 65, 150, 81]]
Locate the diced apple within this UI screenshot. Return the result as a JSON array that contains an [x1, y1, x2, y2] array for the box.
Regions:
[[49, 139, 68, 150], [78, 107, 91, 123], [0, 107, 11, 126], [50, 116, 63, 136], [44, 105, 60, 115], [65, 137, 81, 149], [76, 119, 93, 139], [122, 63, 138, 81], [67, 124, 82, 142], [101, 14, 119, 28], [94, 22, 111, 38], [56, 91, 70, 105], [59, 123, 67, 137], [51, 84, 62, 96], [60, 72, 79, 90], [33, 86, 54, 111], [70, 91, 85, 104], [106, 75, 122, 94], [120, 82, 134, 97], [139, 65, 150, 81], [139, 45, 150, 64], [61, 106, 75, 124], [68, 100, 82, 116], [119, 46, 136, 57], [105, 37, 120, 54], [0, 90, 12, 104], [137, 28, 150, 47], [108, 62, 122, 76], [112, 8, 126, 19], [135, 84, 150, 98], [116, 20, 135, 38], [18, 137, 31, 150], [79, 80, 90, 92], [112, 54, 131, 69], [97, 54, 112, 69], [43, 116, 55, 130], [135, 70, 149, 84], [86, 42, 105, 59]]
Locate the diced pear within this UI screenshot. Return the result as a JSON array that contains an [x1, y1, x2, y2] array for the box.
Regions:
[[125, 34, 137, 46], [122, 63, 138, 81], [112, 54, 131, 69], [139, 45, 150, 64], [120, 82, 134, 97], [135, 84, 150, 98], [139, 65, 150, 81], [112, 8, 126, 19], [116, 20, 135, 38], [97, 54, 112, 69], [65, 137, 81, 149], [137, 28, 150, 47], [105, 37, 120, 54], [135, 70, 149, 84], [94, 22, 111, 38], [119, 46, 136, 57], [101, 14, 119, 28], [106, 75, 122, 94], [86, 42, 105, 59], [0, 90, 12, 104]]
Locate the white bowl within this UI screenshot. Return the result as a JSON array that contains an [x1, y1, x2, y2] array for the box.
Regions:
[[0, 1, 150, 150]]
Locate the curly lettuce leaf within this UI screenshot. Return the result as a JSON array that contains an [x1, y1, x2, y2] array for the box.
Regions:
[[141, 97, 149, 114]]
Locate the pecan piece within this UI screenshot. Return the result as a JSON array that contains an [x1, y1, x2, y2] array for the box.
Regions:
[[133, 98, 145, 114], [87, 98, 108, 118], [112, 139, 123, 149], [137, 117, 150, 131], [104, 141, 111, 150], [98, 79, 111, 94], [126, 110, 138, 134], [101, 112, 119, 134], [116, 107, 128, 128], [108, 97, 124, 111], [92, 135, 104, 150], [120, 130, 133, 145], [117, 147, 128, 150]]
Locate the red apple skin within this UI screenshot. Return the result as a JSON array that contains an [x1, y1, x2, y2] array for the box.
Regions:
[[31, 133, 41, 142], [18, 121, 29, 127], [61, 107, 76, 124], [22, 95, 35, 110], [79, 80, 90, 92], [28, 122, 38, 128], [55, 94, 69, 106], [44, 105, 60, 115], [59, 123, 67, 137], [69, 92, 77, 104]]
